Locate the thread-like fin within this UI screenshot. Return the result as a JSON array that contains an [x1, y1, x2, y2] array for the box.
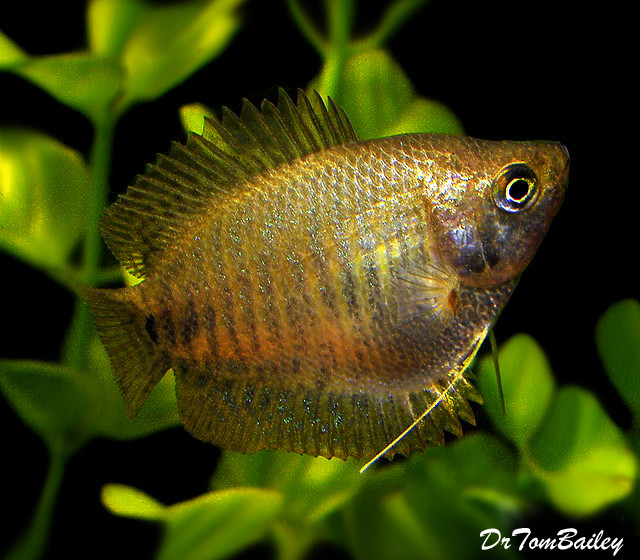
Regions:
[[100, 89, 358, 278], [359, 327, 488, 472], [84, 287, 170, 417], [489, 330, 506, 416]]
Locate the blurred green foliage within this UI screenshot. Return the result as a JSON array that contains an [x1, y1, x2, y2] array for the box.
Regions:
[[0, 1, 638, 559]]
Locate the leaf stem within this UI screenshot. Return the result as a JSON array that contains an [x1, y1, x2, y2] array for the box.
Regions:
[[84, 117, 115, 285], [44, 264, 83, 294], [286, 0, 327, 55], [325, 0, 353, 50], [95, 265, 125, 285], [312, 0, 355, 100], [63, 116, 115, 369], [356, 0, 428, 50], [45, 264, 123, 292], [6, 446, 68, 560]]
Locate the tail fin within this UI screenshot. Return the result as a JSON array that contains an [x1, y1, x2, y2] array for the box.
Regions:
[[84, 287, 170, 418]]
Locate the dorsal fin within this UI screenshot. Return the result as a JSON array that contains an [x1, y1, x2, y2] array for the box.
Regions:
[[101, 89, 358, 278]]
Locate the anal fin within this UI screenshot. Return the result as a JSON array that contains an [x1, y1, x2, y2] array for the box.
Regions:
[[174, 362, 478, 461]]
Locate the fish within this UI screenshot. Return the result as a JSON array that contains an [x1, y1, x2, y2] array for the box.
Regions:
[[86, 89, 569, 463]]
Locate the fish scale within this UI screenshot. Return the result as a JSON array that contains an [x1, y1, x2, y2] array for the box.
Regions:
[[225, 154, 376, 370], [86, 89, 568, 463]]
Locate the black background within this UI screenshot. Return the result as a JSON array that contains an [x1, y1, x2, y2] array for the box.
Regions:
[[1, 1, 636, 558]]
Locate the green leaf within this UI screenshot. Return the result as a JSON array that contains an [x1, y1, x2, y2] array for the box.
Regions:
[[405, 433, 523, 525], [11, 52, 123, 122], [5, 1, 243, 120], [379, 492, 440, 559], [356, 0, 431, 50], [2, 15, 122, 120], [87, 0, 147, 57], [335, 48, 413, 139], [0, 360, 103, 453], [529, 386, 637, 516], [212, 450, 362, 524], [113, 0, 245, 112], [339, 468, 408, 560], [477, 334, 556, 449], [104, 484, 282, 560], [313, 48, 463, 139], [101, 483, 166, 521], [0, 128, 89, 272], [376, 491, 514, 560], [180, 102, 216, 135], [343, 435, 519, 560], [385, 96, 463, 136], [595, 299, 640, 422], [0, 338, 179, 453], [406, 432, 519, 494], [161, 488, 281, 560], [0, 29, 27, 66]]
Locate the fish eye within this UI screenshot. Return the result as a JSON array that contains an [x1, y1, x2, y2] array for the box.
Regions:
[[494, 163, 538, 212]]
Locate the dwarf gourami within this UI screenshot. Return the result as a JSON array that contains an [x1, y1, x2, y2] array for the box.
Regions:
[[86, 90, 569, 467]]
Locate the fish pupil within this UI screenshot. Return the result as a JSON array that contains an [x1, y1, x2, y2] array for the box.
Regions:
[[493, 162, 538, 213], [145, 313, 160, 344], [506, 178, 531, 203]]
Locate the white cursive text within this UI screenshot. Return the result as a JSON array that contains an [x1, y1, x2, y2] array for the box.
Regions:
[[479, 528, 623, 556]]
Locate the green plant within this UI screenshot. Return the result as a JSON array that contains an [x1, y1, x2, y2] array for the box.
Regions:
[[1, 1, 637, 559]]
